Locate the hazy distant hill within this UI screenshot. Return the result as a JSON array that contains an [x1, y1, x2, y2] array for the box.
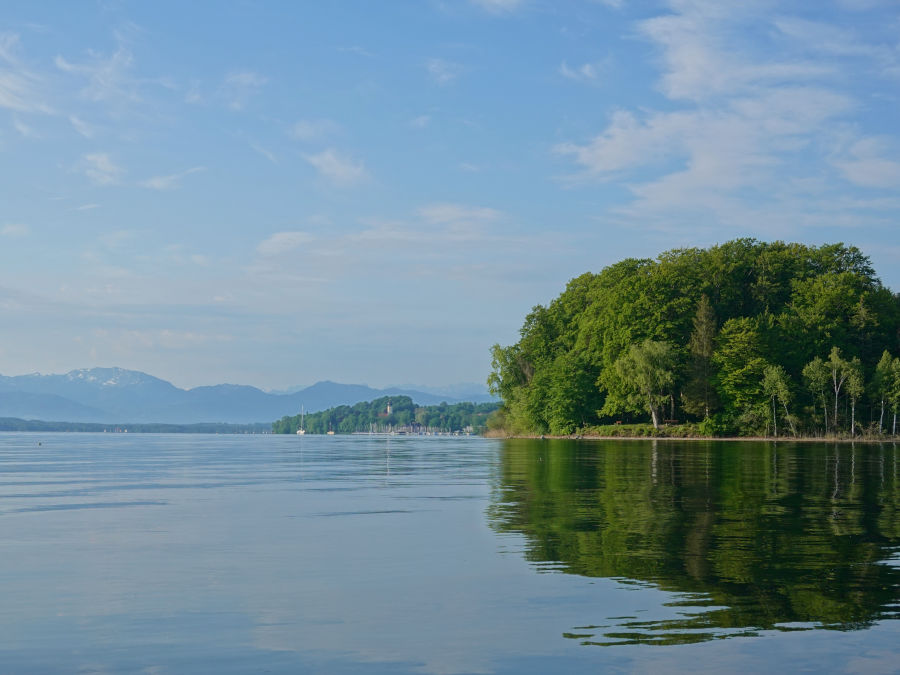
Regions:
[[0, 368, 490, 424], [0, 391, 109, 423]]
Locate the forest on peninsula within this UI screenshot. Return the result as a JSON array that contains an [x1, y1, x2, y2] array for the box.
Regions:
[[272, 396, 499, 434], [488, 239, 900, 438]]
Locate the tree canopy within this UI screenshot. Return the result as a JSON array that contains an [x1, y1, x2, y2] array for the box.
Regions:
[[488, 240, 900, 436], [272, 396, 499, 434]]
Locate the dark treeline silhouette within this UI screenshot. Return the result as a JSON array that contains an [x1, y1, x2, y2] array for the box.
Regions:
[[272, 395, 499, 434]]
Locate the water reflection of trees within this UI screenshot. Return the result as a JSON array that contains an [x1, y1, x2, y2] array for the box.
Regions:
[[488, 439, 900, 645]]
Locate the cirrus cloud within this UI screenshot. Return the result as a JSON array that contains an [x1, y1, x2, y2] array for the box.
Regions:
[[139, 166, 206, 190], [1, 223, 30, 238], [82, 152, 125, 186], [303, 149, 368, 186], [554, 0, 889, 236], [257, 231, 315, 256]]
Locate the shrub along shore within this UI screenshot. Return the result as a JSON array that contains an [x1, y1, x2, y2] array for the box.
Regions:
[[485, 425, 900, 442]]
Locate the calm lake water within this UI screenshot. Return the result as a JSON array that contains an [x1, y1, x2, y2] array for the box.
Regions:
[[1, 434, 898, 673]]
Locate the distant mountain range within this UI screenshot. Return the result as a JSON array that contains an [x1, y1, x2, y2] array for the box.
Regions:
[[0, 367, 496, 424]]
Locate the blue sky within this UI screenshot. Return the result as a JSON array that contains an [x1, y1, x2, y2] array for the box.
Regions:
[[1, 0, 899, 390]]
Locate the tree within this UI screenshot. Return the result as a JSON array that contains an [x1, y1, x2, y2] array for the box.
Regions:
[[762, 364, 796, 437], [827, 347, 850, 433], [873, 351, 894, 434], [602, 340, 678, 428], [682, 294, 718, 419], [488, 239, 900, 436], [891, 357, 900, 436], [713, 317, 768, 414], [544, 351, 601, 434], [845, 357, 864, 437], [803, 356, 830, 434]]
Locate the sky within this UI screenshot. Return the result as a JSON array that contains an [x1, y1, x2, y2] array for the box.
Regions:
[[1, 0, 899, 391]]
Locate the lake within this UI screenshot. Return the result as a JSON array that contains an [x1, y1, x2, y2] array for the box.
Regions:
[[1, 434, 898, 673]]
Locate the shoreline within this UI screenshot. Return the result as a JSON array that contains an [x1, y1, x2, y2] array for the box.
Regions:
[[485, 431, 899, 444]]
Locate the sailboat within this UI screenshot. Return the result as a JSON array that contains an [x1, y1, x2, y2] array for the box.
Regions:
[[296, 405, 306, 435]]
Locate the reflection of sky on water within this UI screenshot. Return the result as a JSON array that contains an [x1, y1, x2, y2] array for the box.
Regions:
[[0, 434, 898, 673]]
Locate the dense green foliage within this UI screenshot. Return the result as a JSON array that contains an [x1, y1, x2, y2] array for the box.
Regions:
[[272, 396, 499, 434], [489, 240, 900, 436], [489, 439, 900, 643]]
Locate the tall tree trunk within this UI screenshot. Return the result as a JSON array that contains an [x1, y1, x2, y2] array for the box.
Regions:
[[649, 398, 660, 429], [851, 401, 856, 437], [834, 393, 839, 436], [782, 401, 796, 436], [879, 399, 885, 434], [772, 396, 778, 438]]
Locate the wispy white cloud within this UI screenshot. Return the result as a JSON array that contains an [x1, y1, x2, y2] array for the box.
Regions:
[[559, 60, 606, 83], [426, 58, 463, 85], [55, 45, 139, 104], [416, 203, 504, 242], [139, 166, 205, 190], [12, 116, 37, 137], [832, 137, 900, 189], [251, 204, 510, 267], [555, 108, 692, 177], [418, 203, 501, 225], [69, 115, 95, 138], [773, 17, 900, 76], [97, 229, 138, 251], [82, 152, 125, 186], [0, 32, 18, 62], [257, 231, 315, 256], [0, 70, 47, 112], [638, 3, 832, 102], [289, 118, 340, 142], [304, 148, 368, 186], [0, 32, 52, 114], [410, 114, 431, 129], [250, 142, 278, 163], [1, 223, 30, 237], [183, 79, 204, 104], [222, 69, 267, 110], [246, 203, 526, 294], [54, 27, 177, 117], [555, 0, 882, 234], [162, 244, 212, 267], [73, 203, 100, 211]]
